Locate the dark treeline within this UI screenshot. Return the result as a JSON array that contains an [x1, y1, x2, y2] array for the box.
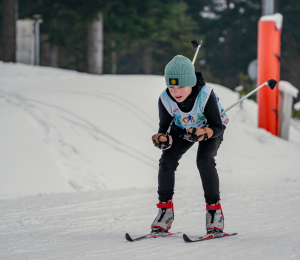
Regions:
[[2, 0, 300, 100]]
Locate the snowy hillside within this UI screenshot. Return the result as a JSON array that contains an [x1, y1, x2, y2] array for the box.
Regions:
[[1, 62, 300, 259]]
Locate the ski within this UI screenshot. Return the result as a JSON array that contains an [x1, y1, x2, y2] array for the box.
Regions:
[[183, 231, 237, 243], [125, 231, 182, 242]]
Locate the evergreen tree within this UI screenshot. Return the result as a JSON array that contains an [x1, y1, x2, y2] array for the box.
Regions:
[[279, 0, 300, 103], [185, 0, 261, 89], [12, 0, 300, 100], [103, 0, 162, 73], [115, 2, 200, 75], [2, 0, 18, 62]]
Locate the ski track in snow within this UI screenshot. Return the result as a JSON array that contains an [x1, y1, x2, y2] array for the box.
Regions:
[[0, 89, 157, 166], [0, 88, 158, 191], [69, 90, 157, 130], [1, 182, 300, 260], [25, 97, 158, 166]]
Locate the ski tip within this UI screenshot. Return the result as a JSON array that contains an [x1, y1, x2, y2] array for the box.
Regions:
[[125, 233, 134, 242], [183, 234, 193, 243]]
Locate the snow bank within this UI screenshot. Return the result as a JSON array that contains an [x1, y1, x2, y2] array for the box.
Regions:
[[0, 62, 170, 197], [278, 80, 299, 98], [0, 62, 300, 199], [295, 101, 300, 111]]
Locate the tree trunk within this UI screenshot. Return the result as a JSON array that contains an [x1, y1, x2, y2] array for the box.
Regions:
[[40, 34, 58, 67], [87, 13, 103, 74], [143, 44, 152, 74], [111, 40, 117, 74], [3, 0, 17, 62]]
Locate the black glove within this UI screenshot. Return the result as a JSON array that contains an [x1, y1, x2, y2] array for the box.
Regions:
[[180, 127, 213, 142], [152, 133, 172, 150]]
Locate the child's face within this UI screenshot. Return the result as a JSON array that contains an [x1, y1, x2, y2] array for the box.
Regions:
[[168, 86, 193, 103]]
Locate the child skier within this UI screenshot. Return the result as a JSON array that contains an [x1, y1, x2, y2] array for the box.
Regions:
[[151, 55, 229, 234]]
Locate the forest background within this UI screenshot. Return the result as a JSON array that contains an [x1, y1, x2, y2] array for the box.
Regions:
[[0, 0, 299, 104]]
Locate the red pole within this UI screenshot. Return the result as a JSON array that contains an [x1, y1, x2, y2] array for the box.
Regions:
[[257, 14, 282, 136]]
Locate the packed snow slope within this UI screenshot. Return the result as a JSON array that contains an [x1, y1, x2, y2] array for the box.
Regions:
[[1, 62, 300, 259]]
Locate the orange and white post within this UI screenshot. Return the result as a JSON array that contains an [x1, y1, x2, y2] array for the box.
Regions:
[[257, 13, 283, 136]]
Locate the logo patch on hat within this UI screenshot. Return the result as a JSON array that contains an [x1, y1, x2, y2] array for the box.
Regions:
[[169, 78, 179, 85]]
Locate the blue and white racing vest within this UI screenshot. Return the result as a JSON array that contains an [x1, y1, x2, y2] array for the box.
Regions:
[[160, 85, 229, 130]]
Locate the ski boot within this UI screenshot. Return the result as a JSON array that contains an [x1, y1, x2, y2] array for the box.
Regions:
[[206, 201, 224, 234], [151, 200, 174, 233]]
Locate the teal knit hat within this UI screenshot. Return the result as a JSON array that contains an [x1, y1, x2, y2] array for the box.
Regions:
[[164, 55, 196, 87]]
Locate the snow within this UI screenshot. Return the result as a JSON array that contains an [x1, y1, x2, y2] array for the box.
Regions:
[[294, 101, 300, 111], [1, 62, 300, 259], [260, 13, 283, 30], [278, 80, 299, 98], [234, 85, 244, 92]]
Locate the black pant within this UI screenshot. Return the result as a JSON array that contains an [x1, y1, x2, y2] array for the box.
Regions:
[[158, 126, 224, 204]]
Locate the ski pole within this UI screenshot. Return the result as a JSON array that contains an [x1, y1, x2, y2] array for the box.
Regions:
[[191, 40, 202, 65], [220, 79, 277, 116], [193, 79, 278, 130]]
